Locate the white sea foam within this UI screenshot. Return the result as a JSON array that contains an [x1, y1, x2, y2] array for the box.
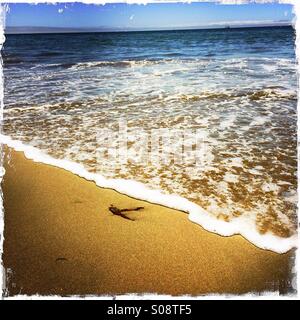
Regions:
[[0, 134, 297, 254]]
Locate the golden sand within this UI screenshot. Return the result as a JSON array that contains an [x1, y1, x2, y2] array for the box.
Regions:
[[1, 147, 295, 296]]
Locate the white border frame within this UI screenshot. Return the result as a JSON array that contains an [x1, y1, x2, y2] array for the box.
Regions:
[[0, 0, 298, 300]]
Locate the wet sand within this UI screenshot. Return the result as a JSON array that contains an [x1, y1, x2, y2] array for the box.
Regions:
[[1, 147, 295, 296]]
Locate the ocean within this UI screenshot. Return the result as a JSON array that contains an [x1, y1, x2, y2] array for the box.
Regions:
[[1, 26, 297, 252]]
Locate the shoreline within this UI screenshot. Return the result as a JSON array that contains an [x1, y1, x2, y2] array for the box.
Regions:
[[1, 146, 296, 296], [0, 134, 297, 254]]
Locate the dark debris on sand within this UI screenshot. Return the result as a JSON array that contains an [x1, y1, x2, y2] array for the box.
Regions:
[[109, 205, 144, 221]]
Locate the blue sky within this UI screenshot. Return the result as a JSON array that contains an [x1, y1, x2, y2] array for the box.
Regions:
[[6, 2, 294, 30]]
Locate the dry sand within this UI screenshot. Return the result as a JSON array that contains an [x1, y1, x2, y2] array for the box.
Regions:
[[1, 147, 295, 296]]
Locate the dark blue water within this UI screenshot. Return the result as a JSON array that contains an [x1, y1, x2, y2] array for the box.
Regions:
[[3, 26, 295, 66]]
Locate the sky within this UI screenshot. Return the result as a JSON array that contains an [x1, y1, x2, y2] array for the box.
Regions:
[[5, 2, 294, 31]]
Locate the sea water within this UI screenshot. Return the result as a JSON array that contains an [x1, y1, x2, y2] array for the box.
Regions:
[[1, 26, 297, 252]]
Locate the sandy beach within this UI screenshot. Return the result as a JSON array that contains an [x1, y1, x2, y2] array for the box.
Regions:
[[1, 147, 295, 296]]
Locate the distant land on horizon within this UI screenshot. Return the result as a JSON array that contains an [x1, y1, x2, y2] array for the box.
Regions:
[[5, 21, 293, 34]]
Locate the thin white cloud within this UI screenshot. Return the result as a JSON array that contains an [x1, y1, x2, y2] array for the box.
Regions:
[[58, 8, 64, 14], [216, 0, 280, 4], [129, 14, 135, 21]]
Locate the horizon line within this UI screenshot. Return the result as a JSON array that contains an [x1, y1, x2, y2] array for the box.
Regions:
[[5, 22, 293, 35]]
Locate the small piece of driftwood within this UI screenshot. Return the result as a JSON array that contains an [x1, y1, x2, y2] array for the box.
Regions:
[[109, 205, 144, 221]]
